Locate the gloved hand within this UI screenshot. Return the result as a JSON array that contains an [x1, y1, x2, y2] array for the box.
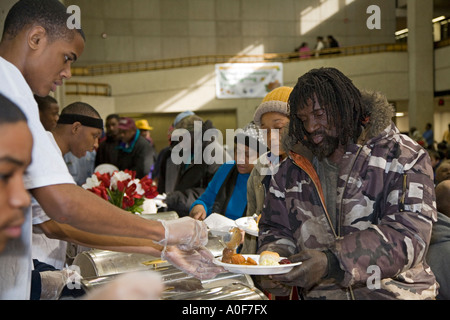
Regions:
[[156, 216, 208, 251], [271, 249, 328, 291], [189, 204, 207, 221], [84, 271, 164, 300], [40, 269, 81, 300], [161, 245, 225, 280]]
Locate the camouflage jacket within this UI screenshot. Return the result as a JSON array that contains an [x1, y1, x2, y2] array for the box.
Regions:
[[258, 96, 438, 300]]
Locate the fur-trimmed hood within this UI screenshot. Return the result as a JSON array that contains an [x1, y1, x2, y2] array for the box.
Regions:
[[358, 89, 395, 144]]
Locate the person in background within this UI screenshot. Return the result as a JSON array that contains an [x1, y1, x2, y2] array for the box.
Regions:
[[34, 95, 60, 131], [32, 102, 103, 271], [189, 122, 266, 221], [258, 67, 437, 299], [158, 114, 231, 216], [423, 122, 434, 149], [135, 119, 154, 146], [135, 118, 157, 177], [95, 113, 120, 168], [116, 117, 155, 178], [249, 87, 293, 206], [295, 42, 312, 59], [62, 149, 96, 277], [427, 149, 441, 184], [410, 126, 426, 147], [30, 102, 102, 299], [153, 111, 195, 184], [246, 86, 311, 300], [244, 86, 297, 255], [442, 123, 450, 145], [0, 0, 221, 299], [314, 36, 325, 57], [435, 180, 450, 219], [427, 179, 450, 300], [435, 159, 450, 184], [64, 150, 96, 186], [326, 35, 340, 54], [30, 102, 166, 300]]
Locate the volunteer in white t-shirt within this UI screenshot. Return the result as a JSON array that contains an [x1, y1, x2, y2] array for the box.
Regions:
[[0, 0, 223, 299], [31, 131, 71, 270]]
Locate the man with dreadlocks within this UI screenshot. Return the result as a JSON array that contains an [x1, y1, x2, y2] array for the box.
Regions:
[[257, 67, 438, 299]]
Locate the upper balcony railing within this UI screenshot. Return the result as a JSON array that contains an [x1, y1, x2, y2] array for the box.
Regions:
[[65, 81, 112, 96], [70, 42, 408, 77]]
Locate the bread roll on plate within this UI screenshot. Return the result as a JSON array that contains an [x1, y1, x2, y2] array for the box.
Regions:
[[259, 251, 280, 266]]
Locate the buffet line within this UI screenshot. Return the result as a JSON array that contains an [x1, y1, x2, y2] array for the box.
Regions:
[[72, 212, 269, 300]]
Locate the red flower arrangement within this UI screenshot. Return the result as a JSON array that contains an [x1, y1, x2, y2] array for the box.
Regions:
[[82, 169, 158, 214]]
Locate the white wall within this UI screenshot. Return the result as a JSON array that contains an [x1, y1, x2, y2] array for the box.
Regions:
[[69, 0, 396, 64]]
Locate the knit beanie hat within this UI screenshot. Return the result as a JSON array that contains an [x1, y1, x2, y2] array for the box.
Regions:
[[234, 121, 267, 152], [173, 110, 195, 127], [174, 114, 203, 132], [253, 86, 293, 126]]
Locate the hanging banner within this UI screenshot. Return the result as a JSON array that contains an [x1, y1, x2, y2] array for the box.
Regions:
[[215, 62, 283, 99]]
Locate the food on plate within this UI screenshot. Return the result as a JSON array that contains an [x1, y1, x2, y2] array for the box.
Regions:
[[259, 251, 280, 266], [221, 251, 289, 267], [223, 251, 283, 266], [246, 256, 258, 265], [221, 248, 235, 263], [221, 227, 242, 263], [227, 227, 242, 249], [231, 253, 246, 264], [228, 254, 258, 265]]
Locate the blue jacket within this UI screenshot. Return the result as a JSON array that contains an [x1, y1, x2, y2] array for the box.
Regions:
[[190, 161, 249, 220]]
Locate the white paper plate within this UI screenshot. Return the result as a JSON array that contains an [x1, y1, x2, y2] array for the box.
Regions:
[[235, 217, 259, 237], [213, 254, 301, 275], [204, 213, 236, 237]]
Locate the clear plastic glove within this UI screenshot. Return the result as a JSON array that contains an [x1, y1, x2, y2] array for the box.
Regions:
[[40, 269, 81, 300], [271, 249, 328, 291], [161, 245, 225, 280], [84, 271, 164, 300], [157, 216, 208, 250]]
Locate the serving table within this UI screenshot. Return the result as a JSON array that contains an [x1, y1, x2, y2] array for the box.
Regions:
[[72, 212, 268, 300]]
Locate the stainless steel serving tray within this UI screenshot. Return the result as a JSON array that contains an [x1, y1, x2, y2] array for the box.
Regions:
[[72, 213, 267, 300]]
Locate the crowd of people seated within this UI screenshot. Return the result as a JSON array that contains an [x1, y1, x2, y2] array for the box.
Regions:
[[294, 35, 341, 59]]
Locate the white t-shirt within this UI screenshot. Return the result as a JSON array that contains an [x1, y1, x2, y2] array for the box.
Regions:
[[32, 132, 69, 270], [0, 57, 75, 299]]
